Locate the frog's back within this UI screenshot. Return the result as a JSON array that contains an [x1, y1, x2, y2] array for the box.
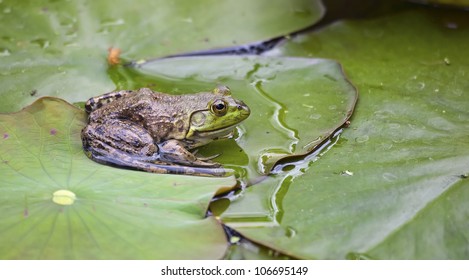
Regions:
[[85, 89, 135, 113], [84, 88, 210, 113]]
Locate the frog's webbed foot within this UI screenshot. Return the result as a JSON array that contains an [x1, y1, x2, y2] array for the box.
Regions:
[[159, 140, 221, 167]]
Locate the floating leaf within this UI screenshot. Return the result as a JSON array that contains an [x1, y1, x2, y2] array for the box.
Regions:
[[0, 0, 324, 112], [227, 8, 469, 259], [0, 97, 236, 259]]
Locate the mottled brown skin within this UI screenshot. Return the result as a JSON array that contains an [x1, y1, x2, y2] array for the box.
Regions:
[[81, 86, 250, 176]]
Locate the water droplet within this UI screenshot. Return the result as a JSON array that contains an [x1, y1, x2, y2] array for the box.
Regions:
[[355, 135, 369, 143], [388, 123, 400, 129], [65, 30, 78, 39], [98, 27, 109, 34], [309, 113, 321, 120], [59, 21, 75, 29], [453, 89, 463, 96], [31, 38, 50, 49], [379, 142, 393, 151], [391, 137, 405, 143], [52, 190, 76, 206], [100, 18, 125, 26], [3, 7, 11, 13], [405, 79, 425, 92], [64, 41, 78, 47], [0, 48, 10, 57], [328, 105, 337, 110], [341, 170, 354, 176], [285, 226, 296, 238], [382, 172, 397, 182]]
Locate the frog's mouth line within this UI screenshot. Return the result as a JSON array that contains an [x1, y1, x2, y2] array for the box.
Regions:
[[191, 124, 237, 139]]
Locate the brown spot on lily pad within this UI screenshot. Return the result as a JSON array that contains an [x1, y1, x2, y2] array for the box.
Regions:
[[107, 47, 121, 66], [50, 128, 57, 135], [3, 133, 8, 139]]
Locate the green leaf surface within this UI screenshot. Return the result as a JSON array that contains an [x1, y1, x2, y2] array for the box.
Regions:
[[227, 8, 469, 259], [0, 97, 236, 259], [135, 55, 357, 175], [0, 0, 323, 112]]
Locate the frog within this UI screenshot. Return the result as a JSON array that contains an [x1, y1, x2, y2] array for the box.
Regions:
[[81, 85, 250, 176]]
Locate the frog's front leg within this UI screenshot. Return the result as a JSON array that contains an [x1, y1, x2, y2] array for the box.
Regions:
[[158, 139, 221, 168]]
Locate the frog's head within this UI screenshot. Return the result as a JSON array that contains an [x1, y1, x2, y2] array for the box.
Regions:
[[186, 85, 250, 141]]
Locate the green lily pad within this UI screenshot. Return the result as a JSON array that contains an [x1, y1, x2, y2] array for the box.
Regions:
[[227, 8, 469, 259], [0, 97, 236, 259], [134, 55, 357, 175], [0, 0, 324, 112]]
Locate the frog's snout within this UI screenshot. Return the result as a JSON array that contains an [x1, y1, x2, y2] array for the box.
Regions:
[[236, 100, 250, 117]]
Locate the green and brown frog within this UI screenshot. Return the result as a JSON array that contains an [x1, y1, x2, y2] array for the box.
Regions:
[[81, 86, 250, 176]]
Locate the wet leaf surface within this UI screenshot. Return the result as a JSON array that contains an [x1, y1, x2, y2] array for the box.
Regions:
[[227, 8, 469, 259], [0, 0, 335, 259], [0, 97, 235, 259], [0, 0, 323, 112], [2, 0, 467, 260]]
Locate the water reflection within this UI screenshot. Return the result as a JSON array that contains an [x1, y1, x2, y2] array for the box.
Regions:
[[251, 80, 299, 174], [222, 130, 342, 226]]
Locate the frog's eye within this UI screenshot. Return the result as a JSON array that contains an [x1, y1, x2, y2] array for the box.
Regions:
[[211, 99, 228, 116]]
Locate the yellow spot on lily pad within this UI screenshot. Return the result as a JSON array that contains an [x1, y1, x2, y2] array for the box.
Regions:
[[52, 189, 76, 206]]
